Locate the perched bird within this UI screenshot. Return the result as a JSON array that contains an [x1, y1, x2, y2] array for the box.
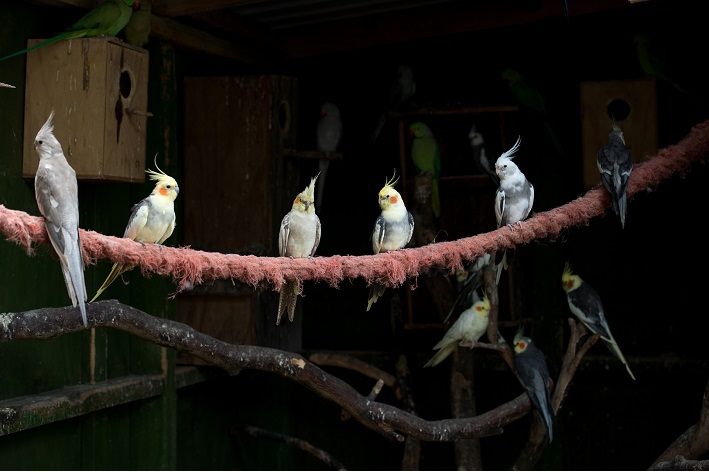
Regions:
[[124, 0, 151, 48], [315, 102, 343, 214], [494, 136, 534, 284], [90, 157, 179, 302], [0, 0, 138, 63], [277, 174, 322, 325], [409, 121, 441, 218], [468, 122, 499, 186], [501, 68, 564, 158], [597, 121, 633, 228], [424, 295, 491, 368], [367, 173, 414, 311], [33, 110, 87, 327], [370, 65, 416, 143], [513, 328, 555, 443], [444, 253, 492, 323], [561, 263, 636, 380]]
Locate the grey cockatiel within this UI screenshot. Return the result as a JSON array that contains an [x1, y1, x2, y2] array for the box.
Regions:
[[370, 65, 416, 143], [33, 110, 88, 327], [494, 136, 534, 284], [597, 121, 632, 228], [468, 122, 499, 186], [315, 102, 342, 214], [277, 174, 322, 325]]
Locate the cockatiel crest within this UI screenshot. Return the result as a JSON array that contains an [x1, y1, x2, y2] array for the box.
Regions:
[[378, 172, 403, 211], [561, 261, 579, 292]]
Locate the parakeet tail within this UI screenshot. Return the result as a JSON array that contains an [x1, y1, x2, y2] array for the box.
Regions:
[[90, 262, 131, 303], [277, 280, 300, 325], [0, 31, 82, 63], [366, 283, 386, 311], [423, 344, 456, 368]]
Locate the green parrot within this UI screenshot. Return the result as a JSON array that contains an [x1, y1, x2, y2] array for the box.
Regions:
[[0, 0, 138, 63], [501, 67, 564, 158], [124, 0, 151, 48], [409, 121, 441, 218]]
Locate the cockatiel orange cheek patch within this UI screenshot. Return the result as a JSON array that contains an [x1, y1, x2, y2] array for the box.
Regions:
[[390, 196, 398, 204], [159, 187, 168, 196]]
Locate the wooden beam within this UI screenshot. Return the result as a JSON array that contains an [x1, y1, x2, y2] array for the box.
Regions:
[[152, 0, 268, 17]]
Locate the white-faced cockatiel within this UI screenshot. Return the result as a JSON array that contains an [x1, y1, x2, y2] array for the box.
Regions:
[[513, 327, 555, 443], [597, 121, 633, 229], [468, 121, 499, 186], [444, 253, 492, 324], [33, 110, 88, 327], [277, 174, 321, 325], [424, 295, 490, 368], [90, 157, 179, 302], [370, 65, 416, 143], [367, 173, 414, 311], [0, 0, 139, 63], [315, 102, 343, 214], [561, 263, 636, 380], [494, 136, 534, 284], [409, 121, 441, 218]]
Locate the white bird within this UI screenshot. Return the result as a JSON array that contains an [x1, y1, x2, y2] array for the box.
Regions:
[[315, 102, 343, 214], [367, 173, 414, 311], [494, 136, 534, 284], [33, 110, 87, 327], [277, 174, 322, 325], [424, 295, 491, 368], [370, 65, 416, 143], [468, 122, 498, 186]]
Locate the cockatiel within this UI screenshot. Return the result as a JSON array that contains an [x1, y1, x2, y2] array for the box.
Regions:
[[33, 110, 87, 327], [277, 174, 322, 325], [561, 263, 636, 380], [370, 65, 416, 143], [597, 121, 633, 228], [444, 253, 492, 323], [90, 157, 179, 302], [0, 0, 139, 63], [468, 122, 499, 186], [409, 121, 441, 218], [494, 136, 534, 284], [513, 328, 554, 443], [367, 173, 414, 311], [424, 295, 490, 368], [315, 102, 343, 214]]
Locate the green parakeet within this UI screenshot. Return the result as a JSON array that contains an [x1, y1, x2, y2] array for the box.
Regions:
[[124, 0, 151, 48], [0, 0, 138, 63], [409, 121, 441, 218], [501, 68, 564, 159]]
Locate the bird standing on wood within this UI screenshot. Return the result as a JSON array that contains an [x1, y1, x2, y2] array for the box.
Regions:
[[90, 157, 179, 302], [424, 295, 490, 368], [513, 328, 555, 442], [33, 110, 87, 327], [597, 121, 633, 228], [494, 136, 534, 284], [409, 121, 441, 218], [315, 102, 343, 214], [277, 174, 322, 325], [367, 172, 414, 311], [0, 0, 139, 63], [561, 263, 636, 380]]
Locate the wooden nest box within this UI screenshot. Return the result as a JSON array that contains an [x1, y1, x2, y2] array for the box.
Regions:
[[22, 36, 149, 182]]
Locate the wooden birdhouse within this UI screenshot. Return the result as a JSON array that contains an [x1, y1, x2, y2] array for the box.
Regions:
[[22, 36, 149, 182]]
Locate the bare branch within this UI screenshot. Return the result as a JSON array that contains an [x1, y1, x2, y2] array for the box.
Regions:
[[650, 455, 709, 471]]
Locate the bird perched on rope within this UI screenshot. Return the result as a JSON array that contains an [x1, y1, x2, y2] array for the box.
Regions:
[[277, 174, 322, 325], [424, 295, 490, 368], [367, 172, 414, 311], [315, 102, 343, 214], [561, 263, 636, 380], [370, 65, 416, 143], [0, 0, 139, 63], [409, 121, 441, 218], [90, 157, 179, 302], [33, 110, 87, 327], [597, 121, 633, 229], [513, 327, 555, 443], [494, 136, 534, 284]]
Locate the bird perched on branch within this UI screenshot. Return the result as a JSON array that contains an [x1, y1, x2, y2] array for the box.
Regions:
[[597, 121, 633, 228], [468, 122, 498, 186], [367, 172, 414, 311], [315, 102, 342, 214], [513, 328, 555, 442], [425, 295, 490, 368], [409, 121, 441, 218], [277, 174, 322, 325], [494, 136, 534, 284], [33, 110, 87, 327], [91, 157, 179, 302], [0, 0, 139, 63], [370, 65, 416, 143], [445, 253, 492, 324], [561, 263, 636, 380]]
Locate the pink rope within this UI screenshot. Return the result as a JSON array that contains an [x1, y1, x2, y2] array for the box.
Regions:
[[3, 120, 709, 293]]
